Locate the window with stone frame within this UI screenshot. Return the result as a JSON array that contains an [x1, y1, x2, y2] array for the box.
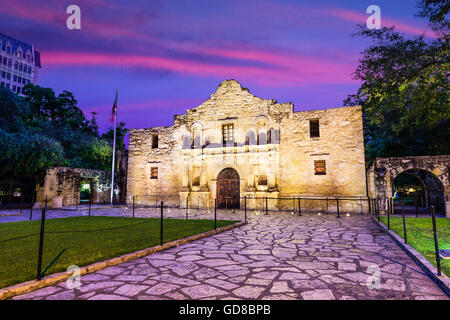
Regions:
[[150, 167, 158, 179], [314, 160, 326, 175], [222, 124, 234, 144], [309, 119, 320, 138]]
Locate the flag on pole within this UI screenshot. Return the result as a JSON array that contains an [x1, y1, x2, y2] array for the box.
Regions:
[[110, 89, 118, 204], [110, 90, 118, 122]]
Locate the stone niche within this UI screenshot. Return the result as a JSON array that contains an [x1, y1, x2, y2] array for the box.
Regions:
[[36, 167, 112, 208]]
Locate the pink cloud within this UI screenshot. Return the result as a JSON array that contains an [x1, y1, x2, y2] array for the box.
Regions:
[[0, 0, 157, 42], [42, 49, 357, 86], [324, 7, 438, 38], [86, 98, 204, 114]]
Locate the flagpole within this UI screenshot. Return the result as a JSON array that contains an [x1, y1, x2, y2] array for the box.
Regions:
[[110, 90, 118, 205]]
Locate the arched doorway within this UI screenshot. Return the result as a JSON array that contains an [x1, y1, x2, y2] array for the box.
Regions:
[[217, 168, 240, 209], [393, 169, 446, 215]]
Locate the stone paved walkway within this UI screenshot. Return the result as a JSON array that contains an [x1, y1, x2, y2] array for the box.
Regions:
[[12, 213, 449, 300], [0, 206, 242, 223]]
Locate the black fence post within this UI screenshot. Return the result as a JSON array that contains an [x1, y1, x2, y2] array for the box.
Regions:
[[29, 196, 34, 221], [244, 196, 247, 222], [368, 197, 371, 216], [132, 195, 135, 218], [292, 198, 295, 214], [265, 197, 268, 215], [214, 199, 217, 230], [89, 197, 92, 216], [402, 200, 407, 244], [375, 199, 377, 218], [36, 202, 47, 280], [391, 198, 395, 215], [186, 196, 188, 219], [326, 196, 328, 214], [387, 197, 390, 216], [8, 190, 11, 210], [160, 201, 163, 246], [387, 197, 391, 230], [298, 197, 301, 216], [359, 197, 363, 215], [336, 198, 340, 218], [20, 195, 23, 214], [430, 206, 441, 276], [377, 198, 380, 221], [414, 195, 418, 218]]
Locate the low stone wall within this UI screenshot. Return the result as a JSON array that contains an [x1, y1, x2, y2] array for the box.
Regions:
[[36, 167, 112, 208]]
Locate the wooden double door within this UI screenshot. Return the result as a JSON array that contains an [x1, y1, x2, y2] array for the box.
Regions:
[[217, 168, 240, 209]]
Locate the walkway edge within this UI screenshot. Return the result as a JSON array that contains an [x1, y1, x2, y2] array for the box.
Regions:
[[0, 213, 23, 217], [0, 220, 247, 300], [371, 217, 450, 297]]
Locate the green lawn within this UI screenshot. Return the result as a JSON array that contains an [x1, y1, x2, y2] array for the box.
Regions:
[[0, 216, 237, 288], [379, 216, 450, 277]]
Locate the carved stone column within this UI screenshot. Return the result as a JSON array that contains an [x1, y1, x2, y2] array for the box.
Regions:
[[181, 161, 190, 192], [200, 160, 208, 191], [246, 163, 256, 192]]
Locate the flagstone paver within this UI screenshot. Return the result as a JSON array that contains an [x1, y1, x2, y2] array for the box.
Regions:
[[11, 213, 449, 300]]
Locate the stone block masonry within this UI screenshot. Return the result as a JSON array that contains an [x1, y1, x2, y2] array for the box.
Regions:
[[127, 79, 366, 210], [36, 167, 112, 207]]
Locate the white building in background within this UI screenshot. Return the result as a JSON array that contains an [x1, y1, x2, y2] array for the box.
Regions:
[[0, 32, 41, 95]]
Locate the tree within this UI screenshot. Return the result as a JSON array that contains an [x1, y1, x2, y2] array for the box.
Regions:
[[344, 0, 449, 163], [416, 0, 450, 32], [0, 85, 128, 178], [101, 121, 128, 151], [0, 88, 30, 133], [0, 129, 66, 178]]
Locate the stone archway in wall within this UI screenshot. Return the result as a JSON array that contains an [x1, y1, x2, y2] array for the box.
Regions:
[[393, 169, 446, 214], [368, 155, 450, 217], [217, 168, 240, 209]]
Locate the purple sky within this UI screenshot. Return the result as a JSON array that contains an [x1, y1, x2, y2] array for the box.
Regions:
[[1, 0, 435, 135]]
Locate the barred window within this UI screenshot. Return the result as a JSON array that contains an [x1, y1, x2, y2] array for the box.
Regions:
[[314, 160, 326, 175], [150, 167, 158, 179], [310, 119, 320, 138], [222, 124, 234, 144]]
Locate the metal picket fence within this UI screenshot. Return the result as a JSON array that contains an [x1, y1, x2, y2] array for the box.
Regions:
[[0, 194, 243, 289], [370, 197, 446, 276]]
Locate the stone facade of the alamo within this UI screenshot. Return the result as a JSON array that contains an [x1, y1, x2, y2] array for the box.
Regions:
[[126, 80, 366, 210]]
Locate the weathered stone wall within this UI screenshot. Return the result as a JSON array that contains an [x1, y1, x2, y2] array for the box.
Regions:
[[278, 106, 366, 197], [367, 155, 449, 217], [36, 167, 111, 207], [118, 150, 129, 203], [126, 80, 367, 211]]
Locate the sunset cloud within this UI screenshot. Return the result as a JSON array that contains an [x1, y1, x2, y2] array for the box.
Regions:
[[1, 0, 432, 131], [323, 7, 437, 38], [41, 49, 357, 86]]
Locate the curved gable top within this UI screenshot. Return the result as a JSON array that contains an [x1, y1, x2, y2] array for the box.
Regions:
[[176, 79, 294, 124]]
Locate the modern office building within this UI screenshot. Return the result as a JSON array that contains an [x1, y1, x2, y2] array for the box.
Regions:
[[0, 32, 41, 95]]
